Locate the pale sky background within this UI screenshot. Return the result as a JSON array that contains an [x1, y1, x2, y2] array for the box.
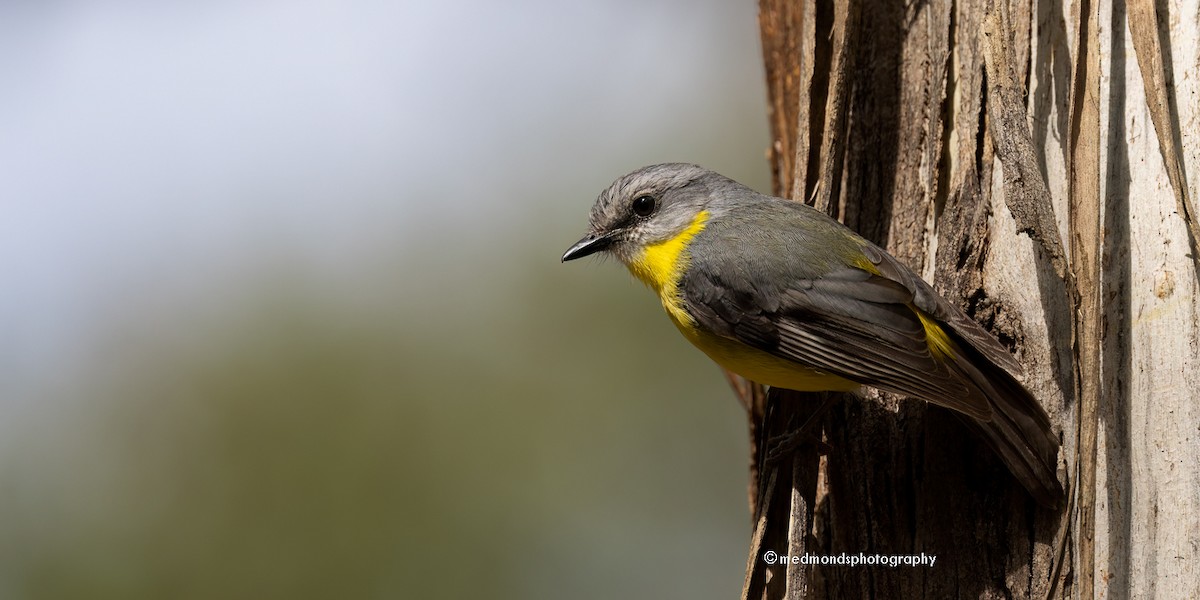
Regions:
[[1, 0, 769, 399], [0, 2, 771, 597]]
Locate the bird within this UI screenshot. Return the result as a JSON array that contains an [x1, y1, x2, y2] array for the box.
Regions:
[[562, 163, 1063, 507]]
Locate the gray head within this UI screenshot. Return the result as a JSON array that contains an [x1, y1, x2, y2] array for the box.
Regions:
[[561, 163, 739, 264]]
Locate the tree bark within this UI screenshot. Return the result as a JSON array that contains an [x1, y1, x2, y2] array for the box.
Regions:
[[745, 0, 1200, 597]]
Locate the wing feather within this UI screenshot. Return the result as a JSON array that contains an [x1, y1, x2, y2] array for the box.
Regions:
[[683, 264, 994, 420], [861, 246, 1023, 374]]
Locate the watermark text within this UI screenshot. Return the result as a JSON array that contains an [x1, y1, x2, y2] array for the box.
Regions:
[[762, 550, 937, 568]]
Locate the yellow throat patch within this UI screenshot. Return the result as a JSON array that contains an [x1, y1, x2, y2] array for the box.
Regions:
[[626, 210, 710, 326]]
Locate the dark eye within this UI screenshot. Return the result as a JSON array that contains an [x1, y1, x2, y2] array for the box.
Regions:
[[631, 195, 656, 217]]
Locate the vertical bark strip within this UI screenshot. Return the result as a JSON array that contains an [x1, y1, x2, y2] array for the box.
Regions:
[[740, 468, 777, 599], [810, 0, 856, 217], [787, 0, 818, 203], [982, 0, 1075, 298], [740, 396, 824, 600], [1067, 0, 1102, 596], [1126, 0, 1200, 274], [759, 0, 807, 197]]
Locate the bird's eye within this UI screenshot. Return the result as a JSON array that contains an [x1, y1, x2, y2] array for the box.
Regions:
[[631, 195, 656, 217]]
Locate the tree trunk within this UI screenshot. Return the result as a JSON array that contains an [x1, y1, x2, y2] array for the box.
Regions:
[[742, 0, 1200, 597]]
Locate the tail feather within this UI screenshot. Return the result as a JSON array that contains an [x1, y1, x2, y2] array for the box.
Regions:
[[951, 345, 1063, 508]]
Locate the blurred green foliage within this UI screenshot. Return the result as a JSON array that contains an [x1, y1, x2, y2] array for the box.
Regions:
[[0, 1, 772, 596], [1, 240, 757, 599]]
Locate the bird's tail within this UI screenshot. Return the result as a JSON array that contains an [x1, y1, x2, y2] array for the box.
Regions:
[[953, 347, 1064, 508]]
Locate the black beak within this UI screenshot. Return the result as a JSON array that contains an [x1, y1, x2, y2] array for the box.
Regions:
[[561, 232, 614, 262]]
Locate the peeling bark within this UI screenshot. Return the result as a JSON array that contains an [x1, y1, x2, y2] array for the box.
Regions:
[[747, 0, 1200, 597]]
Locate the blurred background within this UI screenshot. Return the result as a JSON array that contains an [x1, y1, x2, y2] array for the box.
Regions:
[[0, 1, 771, 598]]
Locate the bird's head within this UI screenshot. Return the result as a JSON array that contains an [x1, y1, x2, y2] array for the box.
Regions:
[[561, 163, 728, 265]]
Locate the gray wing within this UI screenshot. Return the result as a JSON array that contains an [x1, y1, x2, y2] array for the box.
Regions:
[[682, 261, 995, 421], [858, 245, 1023, 375]]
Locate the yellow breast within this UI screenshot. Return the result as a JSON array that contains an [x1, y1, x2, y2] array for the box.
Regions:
[[624, 210, 859, 392], [625, 210, 710, 327], [680, 326, 861, 391]]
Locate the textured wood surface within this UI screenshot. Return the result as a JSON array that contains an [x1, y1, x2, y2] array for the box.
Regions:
[[747, 0, 1200, 597]]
